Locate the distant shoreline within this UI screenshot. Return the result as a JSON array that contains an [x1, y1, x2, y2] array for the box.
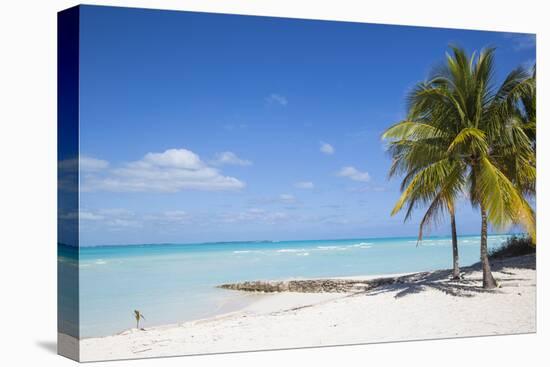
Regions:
[[64, 232, 523, 249]]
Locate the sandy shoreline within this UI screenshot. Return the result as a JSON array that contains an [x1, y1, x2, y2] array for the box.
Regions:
[[72, 254, 535, 362]]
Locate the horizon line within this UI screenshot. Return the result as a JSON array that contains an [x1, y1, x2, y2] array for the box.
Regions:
[[60, 232, 523, 249]]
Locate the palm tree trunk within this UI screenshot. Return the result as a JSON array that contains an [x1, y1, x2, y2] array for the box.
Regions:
[[480, 206, 497, 289], [450, 212, 460, 280]]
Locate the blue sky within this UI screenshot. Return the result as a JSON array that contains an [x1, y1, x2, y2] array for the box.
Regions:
[[74, 5, 535, 246]]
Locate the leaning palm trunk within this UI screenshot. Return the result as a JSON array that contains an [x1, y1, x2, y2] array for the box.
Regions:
[[480, 206, 497, 288], [450, 211, 460, 279]]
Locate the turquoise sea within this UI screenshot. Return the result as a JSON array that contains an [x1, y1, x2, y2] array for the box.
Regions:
[[60, 234, 512, 338]]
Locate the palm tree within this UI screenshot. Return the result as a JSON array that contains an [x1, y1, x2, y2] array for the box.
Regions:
[[500, 65, 536, 197], [134, 310, 145, 329], [513, 65, 536, 146], [383, 47, 536, 289], [383, 122, 464, 279]]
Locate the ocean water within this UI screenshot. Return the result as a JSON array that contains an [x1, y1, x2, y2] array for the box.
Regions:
[[64, 234, 513, 338]]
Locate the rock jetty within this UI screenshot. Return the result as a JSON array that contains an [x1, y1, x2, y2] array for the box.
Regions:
[[218, 276, 406, 293]]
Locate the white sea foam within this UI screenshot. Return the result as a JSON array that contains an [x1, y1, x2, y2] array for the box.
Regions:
[[350, 242, 373, 248], [316, 246, 347, 251]]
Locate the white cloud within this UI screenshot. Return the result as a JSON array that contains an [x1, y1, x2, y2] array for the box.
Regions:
[[265, 93, 288, 106], [160, 210, 192, 223], [141, 149, 202, 169], [248, 193, 300, 206], [58, 156, 109, 172], [59, 209, 141, 231], [105, 218, 140, 229], [82, 148, 245, 192], [78, 208, 197, 231], [145, 210, 192, 225], [337, 166, 371, 182], [97, 208, 135, 217], [59, 211, 79, 220], [79, 211, 105, 221], [320, 141, 335, 155], [74, 208, 140, 231], [220, 208, 289, 224], [279, 194, 297, 204], [348, 185, 386, 193], [294, 181, 314, 189], [58, 158, 78, 172], [162, 210, 189, 219], [212, 151, 252, 166], [318, 215, 351, 225], [81, 156, 110, 172], [60, 210, 108, 221]]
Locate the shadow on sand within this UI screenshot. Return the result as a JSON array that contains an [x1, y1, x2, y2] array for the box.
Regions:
[[360, 254, 535, 299]]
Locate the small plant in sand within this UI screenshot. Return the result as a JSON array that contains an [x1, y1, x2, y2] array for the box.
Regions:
[[134, 310, 146, 330]]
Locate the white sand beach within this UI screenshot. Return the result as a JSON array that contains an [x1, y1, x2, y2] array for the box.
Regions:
[[75, 254, 536, 362]]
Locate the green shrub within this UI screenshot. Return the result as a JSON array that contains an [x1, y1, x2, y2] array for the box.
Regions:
[[489, 235, 535, 259]]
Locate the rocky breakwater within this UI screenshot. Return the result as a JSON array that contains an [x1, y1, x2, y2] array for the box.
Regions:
[[218, 276, 405, 293]]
